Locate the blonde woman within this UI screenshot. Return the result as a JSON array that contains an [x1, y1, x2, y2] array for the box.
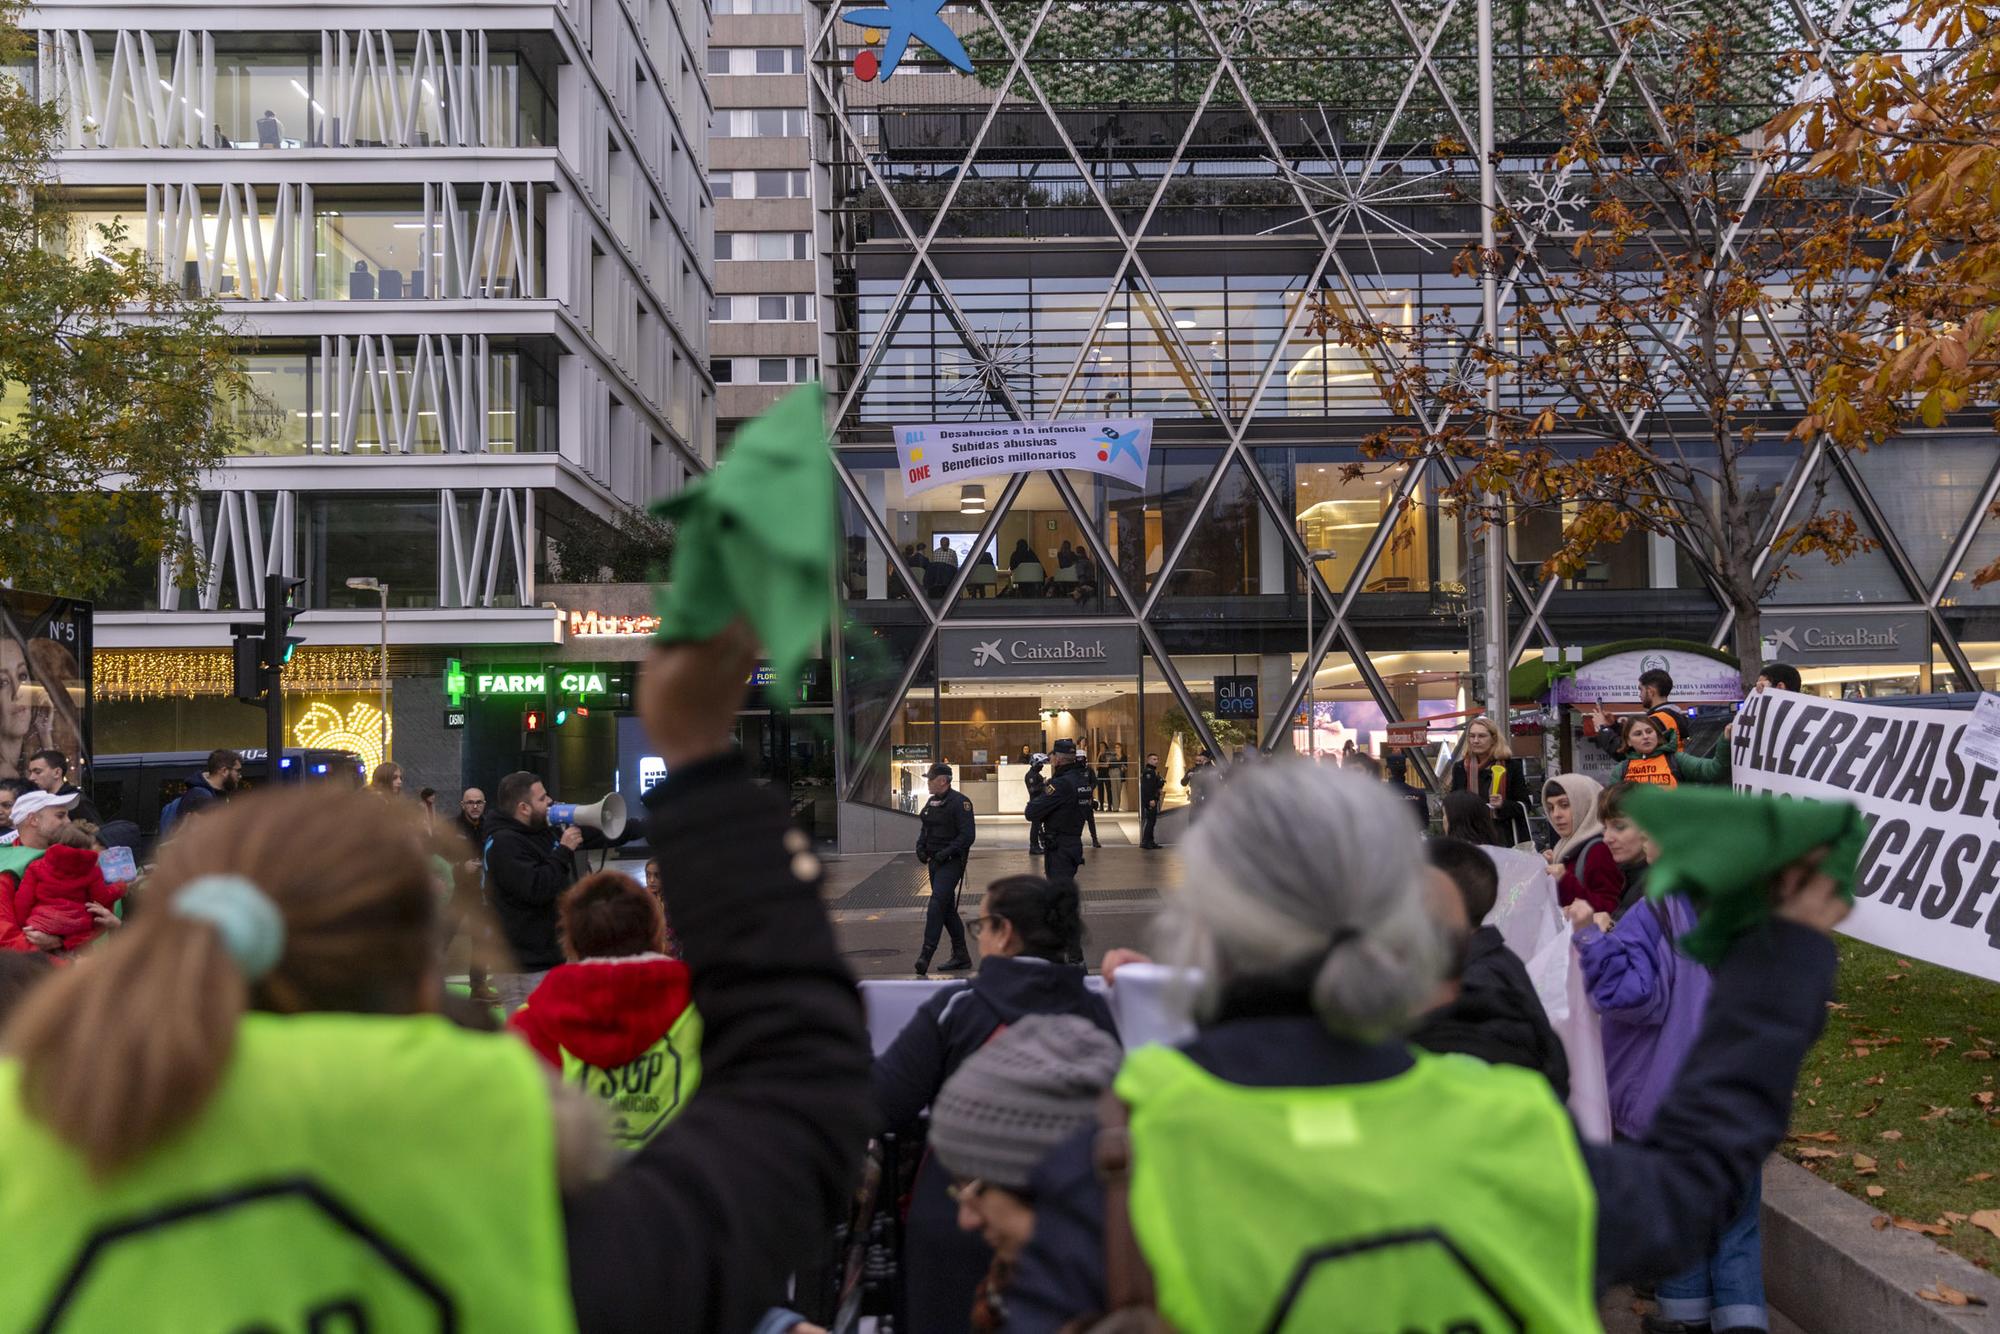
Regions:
[[1446, 716, 1530, 844]]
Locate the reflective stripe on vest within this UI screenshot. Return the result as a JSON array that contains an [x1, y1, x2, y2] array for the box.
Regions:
[[558, 1004, 704, 1150], [1624, 753, 1678, 787], [0, 1012, 577, 1333], [1116, 1044, 1597, 1333]]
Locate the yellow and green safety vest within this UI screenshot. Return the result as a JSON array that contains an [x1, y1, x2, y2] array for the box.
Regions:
[[0, 843, 43, 879], [1118, 1043, 1598, 1333], [0, 1012, 577, 1333], [557, 1005, 704, 1150]]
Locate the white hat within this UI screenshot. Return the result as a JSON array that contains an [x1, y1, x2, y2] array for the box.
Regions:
[[11, 789, 78, 825]]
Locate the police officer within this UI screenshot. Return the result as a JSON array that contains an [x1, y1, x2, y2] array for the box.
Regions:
[[914, 762, 975, 976], [1139, 751, 1164, 850], [1024, 739, 1091, 885], [1024, 753, 1049, 855]]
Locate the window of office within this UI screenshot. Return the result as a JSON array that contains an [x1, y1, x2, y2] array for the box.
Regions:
[[711, 359, 734, 383], [224, 353, 316, 454], [488, 348, 557, 454], [713, 107, 808, 137], [316, 205, 433, 299], [707, 47, 805, 75], [715, 294, 814, 321], [304, 494, 441, 608], [713, 0, 803, 12], [757, 356, 815, 383], [716, 231, 811, 260], [710, 170, 809, 200], [211, 50, 319, 149]]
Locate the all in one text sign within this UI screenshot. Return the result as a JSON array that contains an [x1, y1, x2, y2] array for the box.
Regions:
[[895, 417, 1153, 497]]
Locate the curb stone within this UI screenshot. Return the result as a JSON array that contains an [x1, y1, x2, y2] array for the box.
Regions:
[[1761, 1156, 1999, 1332]]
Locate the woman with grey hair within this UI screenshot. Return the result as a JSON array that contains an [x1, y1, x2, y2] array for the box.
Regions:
[[1004, 759, 1852, 1333]]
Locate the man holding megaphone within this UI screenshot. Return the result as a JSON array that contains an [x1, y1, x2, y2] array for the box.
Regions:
[[485, 769, 587, 1014]]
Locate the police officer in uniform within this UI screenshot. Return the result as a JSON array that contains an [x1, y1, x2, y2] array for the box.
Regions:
[[1024, 753, 1049, 855], [914, 762, 975, 976], [1139, 751, 1164, 850], [1024, 739, 1091, 885]]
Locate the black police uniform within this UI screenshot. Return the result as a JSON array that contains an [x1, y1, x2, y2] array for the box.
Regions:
[[1024, 760, 1048, 854], [915, 783, 976, 969], [1139, 763, 1164, 849], [1024, 759, 1091, 884]]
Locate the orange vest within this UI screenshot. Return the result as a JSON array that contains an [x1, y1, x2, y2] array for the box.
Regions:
[[1624, 753, 1677, 787]]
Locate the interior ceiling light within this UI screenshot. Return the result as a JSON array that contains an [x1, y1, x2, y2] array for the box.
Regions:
[[959, 484, 986, 514]]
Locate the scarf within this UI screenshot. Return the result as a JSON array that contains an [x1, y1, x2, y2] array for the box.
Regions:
[[1543, 772, 1605, 862]]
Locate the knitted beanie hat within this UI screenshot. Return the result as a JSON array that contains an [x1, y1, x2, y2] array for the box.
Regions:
[[929, 1014, 1123, 1192]]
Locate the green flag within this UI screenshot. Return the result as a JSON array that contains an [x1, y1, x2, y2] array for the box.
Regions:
[[651, 383, 833, 703], [1627, 784, 1865, 965]]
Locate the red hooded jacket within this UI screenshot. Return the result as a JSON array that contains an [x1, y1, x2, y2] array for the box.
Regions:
[[508, 954, 695, 1072], [6, 845, 123, 952]]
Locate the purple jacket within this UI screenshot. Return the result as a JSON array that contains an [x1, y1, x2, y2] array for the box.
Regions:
[[1573, 893, 1711, 1139]]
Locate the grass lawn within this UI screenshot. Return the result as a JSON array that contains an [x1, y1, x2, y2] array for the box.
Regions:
[[1779, 936, 2000, 1272]]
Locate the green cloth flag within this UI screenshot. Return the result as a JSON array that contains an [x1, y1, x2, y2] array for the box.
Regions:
[[1626, 784, 1866, 965], [650, 383, 833, 703]]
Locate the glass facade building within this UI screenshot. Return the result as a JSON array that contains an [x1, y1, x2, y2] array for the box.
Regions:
[[809, 1, 2000, 847]]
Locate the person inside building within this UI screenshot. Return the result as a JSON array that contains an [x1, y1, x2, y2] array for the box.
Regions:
[[927, 1015, 1124, 1331], [1445, 716, 1530, 844], [1024, 753, 1049, 857], [0, 628, 872, 1334], [914, 762, 975, 977], [1543, 772, 1623, 915], [874, 874, 1112, 1333], [1441, 790, 1506, 848], [484, 769, 584, 1011], [508, 870, 702, 1151], [1613, 714, 1731, 789], [1139, 751, 1164, 850], [1000, 761, 1852, 1332]]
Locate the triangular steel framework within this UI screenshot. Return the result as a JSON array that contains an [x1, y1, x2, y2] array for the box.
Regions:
[[811, 0, 1973, 799]]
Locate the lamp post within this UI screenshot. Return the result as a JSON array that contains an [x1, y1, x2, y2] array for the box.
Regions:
[[1304, 548, 1336, 760], [345, 577, 390, 765]]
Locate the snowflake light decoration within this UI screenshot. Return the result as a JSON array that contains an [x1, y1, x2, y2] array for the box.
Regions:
[[1260, 105, 1454, 276], [1602, 0, 1702, 52], [1515, 169, 1585, 236], [944, 320, 1033, 418]]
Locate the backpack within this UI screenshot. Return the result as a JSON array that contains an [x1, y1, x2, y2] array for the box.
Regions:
[[157, 795, 184, 837]]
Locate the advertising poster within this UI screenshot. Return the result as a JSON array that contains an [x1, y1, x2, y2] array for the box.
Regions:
[[0, 589, 92, 781]]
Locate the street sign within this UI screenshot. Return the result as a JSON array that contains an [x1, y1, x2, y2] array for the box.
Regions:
[[1384, 721, 1430, 747], [443, 708, 466, 729]]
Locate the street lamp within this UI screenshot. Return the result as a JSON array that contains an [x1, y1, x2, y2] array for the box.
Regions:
[[345, 577, 390, 766], [1303, 549, 1336, 760]]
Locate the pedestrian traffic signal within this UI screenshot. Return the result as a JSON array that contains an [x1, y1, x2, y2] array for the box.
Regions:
[[230, 623, 266, 702], [553, 708, 569, 727], [523, 709, 544, 732]]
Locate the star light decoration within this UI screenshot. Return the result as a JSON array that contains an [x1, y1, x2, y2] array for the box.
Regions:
[[943, 320, 1033, 418], [1259, 106, 1454, 277]]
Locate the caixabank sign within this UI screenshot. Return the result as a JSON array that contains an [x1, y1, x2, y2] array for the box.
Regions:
[[939, 628, 1139, 679]]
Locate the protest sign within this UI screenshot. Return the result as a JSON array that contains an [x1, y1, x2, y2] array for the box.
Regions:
[[1730, 689, 2000, 982], [893, 417, 1152, 497]]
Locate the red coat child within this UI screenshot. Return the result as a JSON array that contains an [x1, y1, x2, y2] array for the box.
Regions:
[[5, 842, 124, 953]]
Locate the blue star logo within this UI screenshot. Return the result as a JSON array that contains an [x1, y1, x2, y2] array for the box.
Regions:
[[842, 0, 973, 81], [1094, 427, 1142, 469]]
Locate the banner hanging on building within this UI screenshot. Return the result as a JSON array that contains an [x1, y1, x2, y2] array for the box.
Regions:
[[1730, 689, 2000, 982], [894, 417, 1153, 498]]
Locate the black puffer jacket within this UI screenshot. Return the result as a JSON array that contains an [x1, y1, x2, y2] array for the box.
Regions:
[[481, 815, 575, 971], [1408, 926, 1571, 1099]]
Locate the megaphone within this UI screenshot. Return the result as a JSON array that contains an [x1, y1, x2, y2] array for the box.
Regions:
[[549, 792, 627, 840]]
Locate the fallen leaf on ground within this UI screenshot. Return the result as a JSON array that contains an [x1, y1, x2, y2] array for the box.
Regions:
[[1977, 1091, 1996, 1108], [1968, 1050, 1995, 1062], [1972, 1209, 2000, 1242], [1920, 1105, 1952, 1121], [1792, 1130, 1840, 1142], [1854, 1096, 1884, 1118], [1872, 1216, 1890, 1231], [1864, 1074, 1885, 1086], [1897, 1159, 1911, 1171], [1944, 1212, 1969, 1225], [1867, 1185, 1887, 1198], [1886, 973, 1907, 982], [1793, 1146, 1840, 1160], [1968, 1173, 1996, 1184], [1879, 1129, 1905, 1141], [1894, 1217, 1954, 1237], [1897, 958, 1913, 968], [1924, 1036, 1956, 1058], [1855, 1153, 1879, 1174]]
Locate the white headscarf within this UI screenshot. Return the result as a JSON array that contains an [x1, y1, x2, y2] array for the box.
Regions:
[[1542, 772, 1605, 862]]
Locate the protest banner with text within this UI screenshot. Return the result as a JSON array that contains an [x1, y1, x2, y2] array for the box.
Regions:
[[894, 417, 1152, 497], [1730, 689, 2000, 982]]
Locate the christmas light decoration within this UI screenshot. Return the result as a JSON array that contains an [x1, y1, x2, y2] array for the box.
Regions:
[[293, 700, 392, 772], [95, 648, 385, 700]]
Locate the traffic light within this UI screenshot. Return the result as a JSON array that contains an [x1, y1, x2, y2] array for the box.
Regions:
[[553, 708, 569, 727], [523, 709, 544, 732], [261, 574, 305, 675], [521, 708, 546, 752], [230, 623, 265, 702]]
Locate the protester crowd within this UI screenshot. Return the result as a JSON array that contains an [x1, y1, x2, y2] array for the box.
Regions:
[[0, 641, 1852, 1333]]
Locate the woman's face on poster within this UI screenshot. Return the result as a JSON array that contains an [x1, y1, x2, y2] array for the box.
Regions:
[[1, 639, 31, 745]]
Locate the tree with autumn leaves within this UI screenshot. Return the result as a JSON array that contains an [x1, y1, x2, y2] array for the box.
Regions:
[[0, 8, 244, 601], [1791, 0, 2000, 594], [1320, 10, 1901, 682]]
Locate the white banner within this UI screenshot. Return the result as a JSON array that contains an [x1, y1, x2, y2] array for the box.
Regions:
[[894, 417, 1152, 497], [1731, 688, 2000, 982]]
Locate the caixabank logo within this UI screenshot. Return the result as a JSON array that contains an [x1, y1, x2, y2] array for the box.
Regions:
[[841, 0, 973, 81]]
